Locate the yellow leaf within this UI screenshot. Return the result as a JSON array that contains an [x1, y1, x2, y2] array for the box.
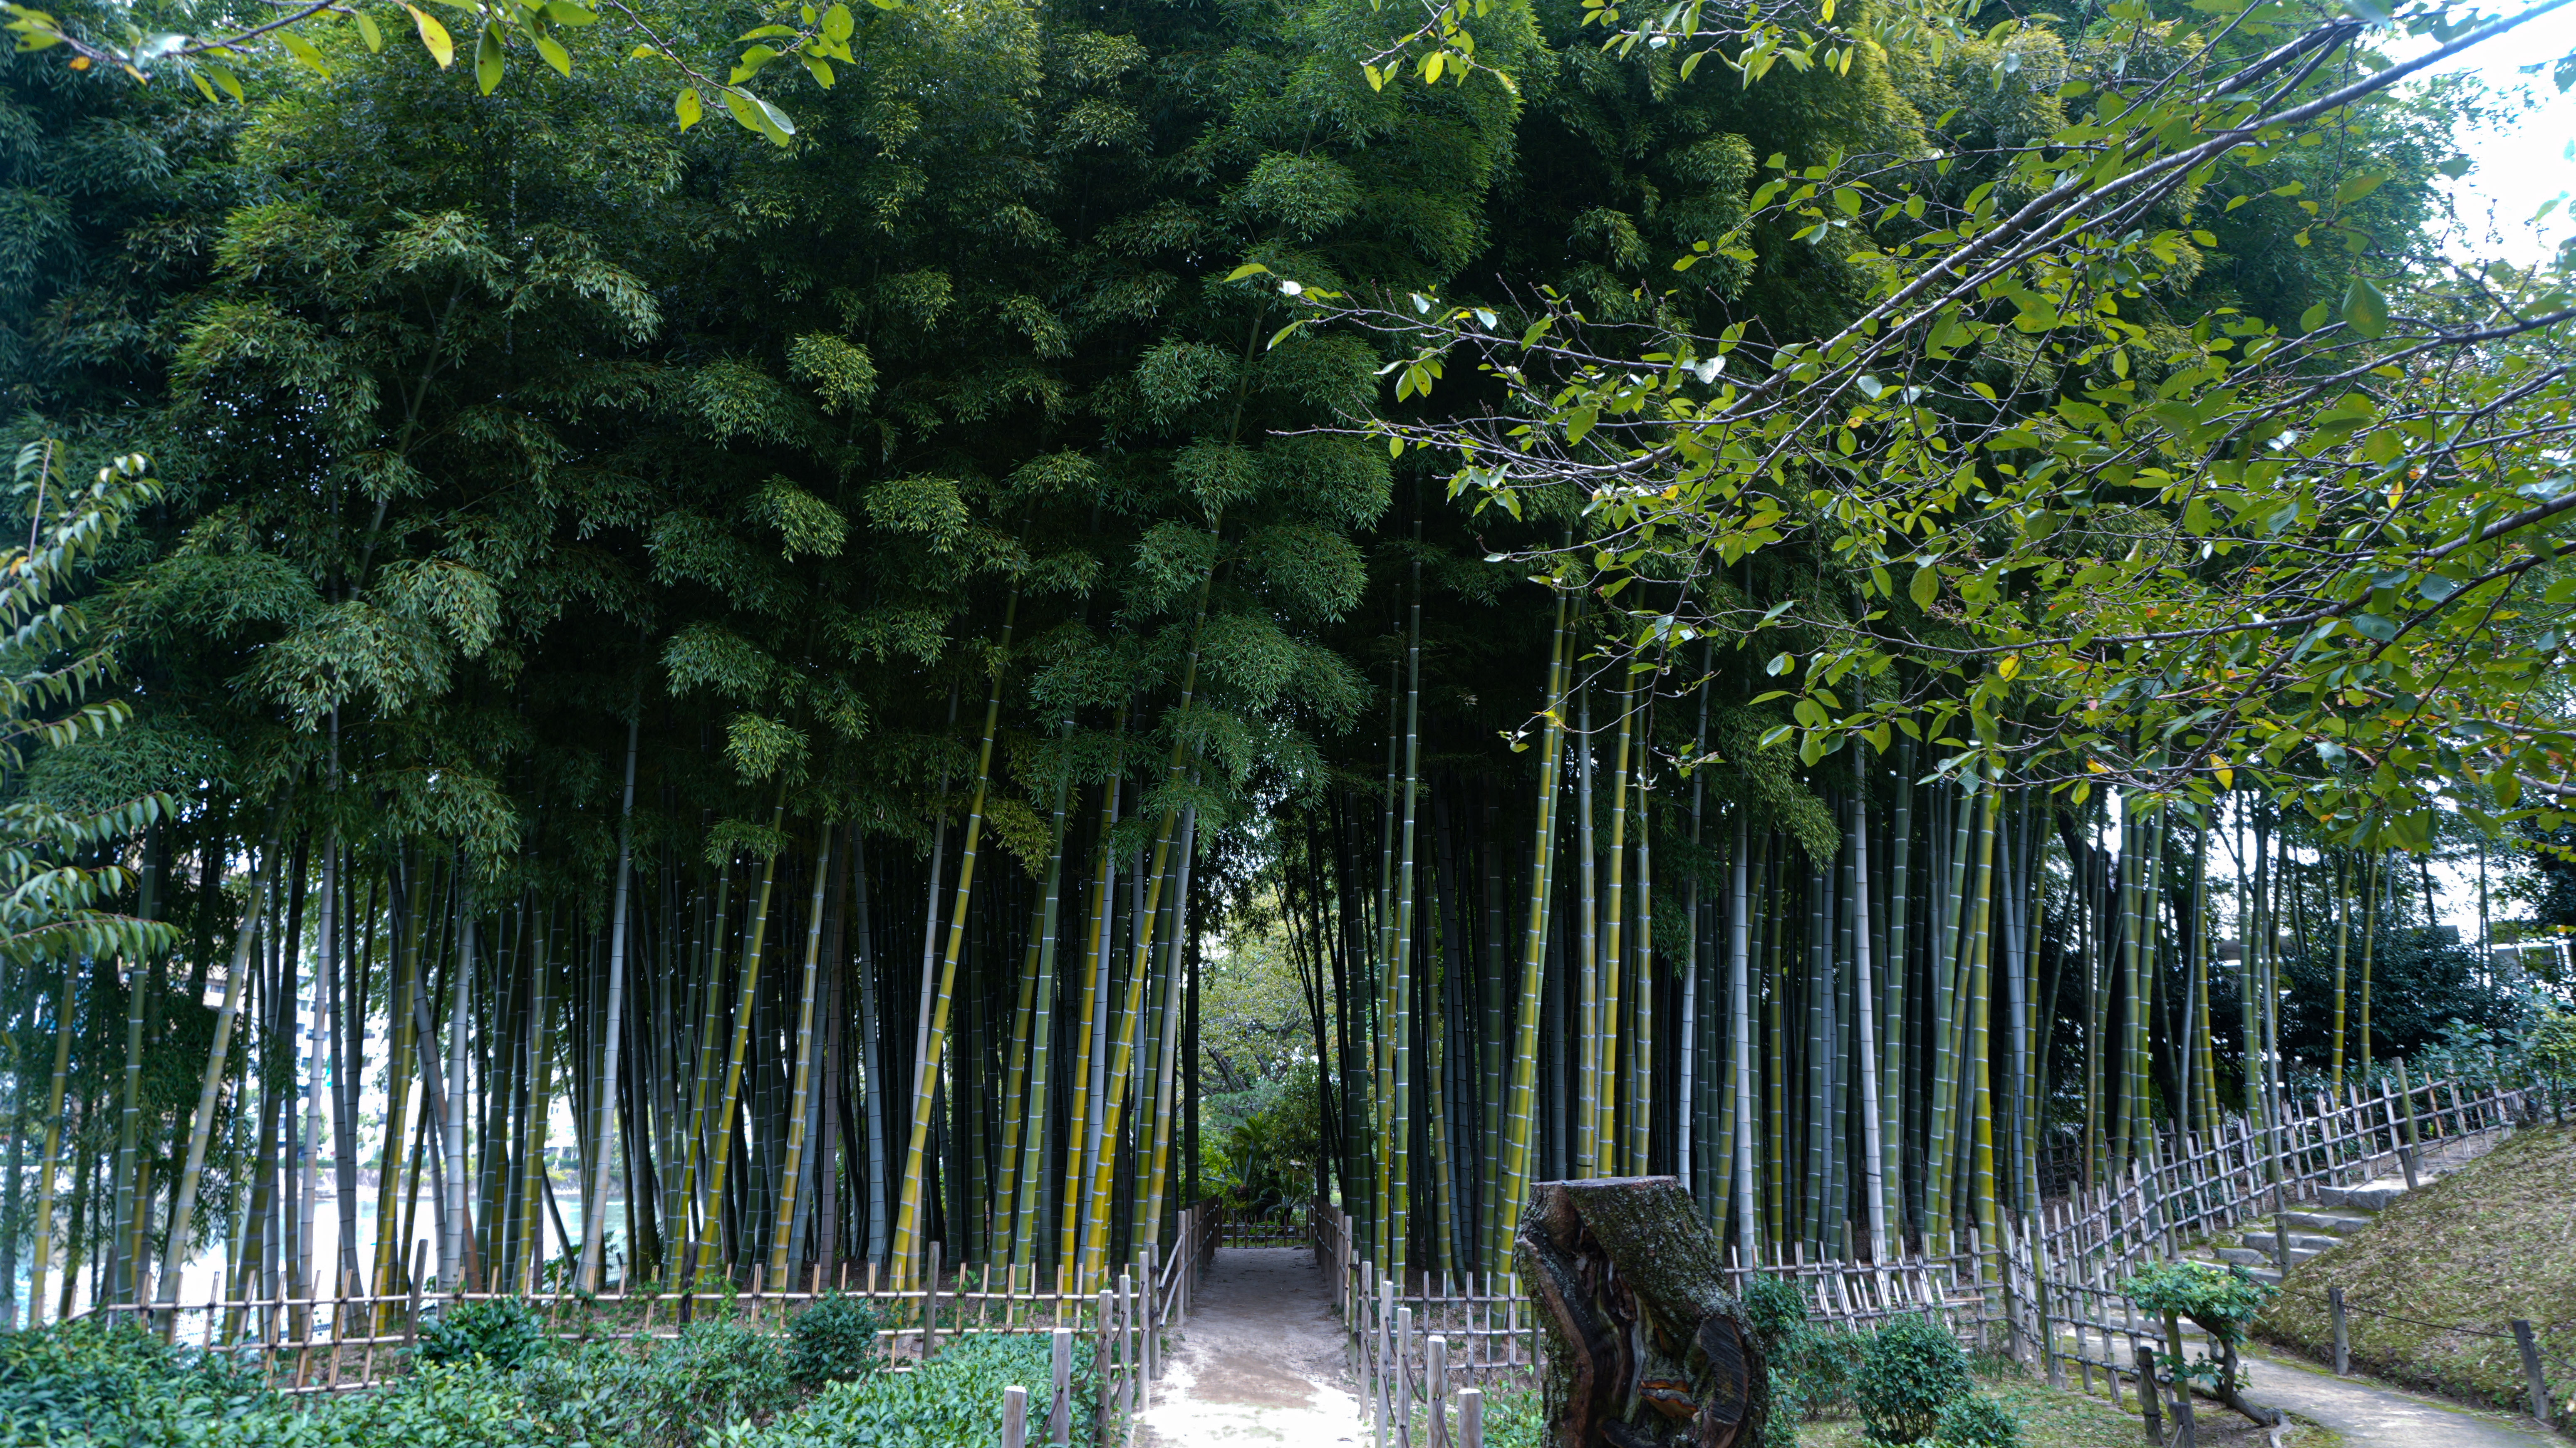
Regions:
[[675, 86, 703, 129], [404, 4, 454, 67]]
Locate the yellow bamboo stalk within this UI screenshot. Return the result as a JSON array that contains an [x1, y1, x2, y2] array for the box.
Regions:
[[1076, 575, 1215, 1286], [1057, 734, 1123, 1290], [692, 794, 788, 1280], [890, 593, 1020, 1287], [768, 826, 836, 1281]]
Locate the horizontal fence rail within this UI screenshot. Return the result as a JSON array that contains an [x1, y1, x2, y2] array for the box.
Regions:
[[77, 1198, 1222, 1434], [1328, 1072, 2537, 1446]]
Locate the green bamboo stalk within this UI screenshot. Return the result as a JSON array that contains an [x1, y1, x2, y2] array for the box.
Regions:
[[1851, 790, 1887, 1260], [1729, 816, 1756, 1263], [694, 796, 787, 1280], [1141, 806, 1200, 1255], [26, 961, 75, 1324], [1495, 590, 1570, 1270], [578, 714, 642, 1292], [154, 798, 290, 1316], [675, 861, 732, 1272], [2331, 852, 2350, 1091], [2358, 853, 2379, 1079], [1574, 672, 1599, 1179], [1883, 740, 1912, 1247], [1057, 748, 1122, 1287], [1385, 550, 1424, 1282], [768, 826, 835, 1282], [1598, 685, 1631, 1178], [1964, 789, 1999, 1265], [1627, 757, 1653, 1179], [517, 908, 557, 1291], [1926, 783, 1970, 1247], [372, 857, 426, 1309]]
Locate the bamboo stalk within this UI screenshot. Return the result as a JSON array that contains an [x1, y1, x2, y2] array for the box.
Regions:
[[768, 826, 836, 1282], [693, 795, 788, 1280], [155, 797, 292, 1317]]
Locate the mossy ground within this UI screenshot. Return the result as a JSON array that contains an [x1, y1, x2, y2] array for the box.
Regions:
[[2255, 1119, 2576, 1419], [1786, 1368, 2343, 1448], [1459, 1366, 2341, 1448]]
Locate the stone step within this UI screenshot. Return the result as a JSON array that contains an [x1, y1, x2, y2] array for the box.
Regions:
[[2279, 1211, 2374, 1235], [2242, 1230, 2343, 1253], [2318, 1183, 2407, 1211]]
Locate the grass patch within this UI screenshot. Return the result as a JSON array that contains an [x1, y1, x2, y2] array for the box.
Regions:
[[2255, 1120, 2576, 1419], [1798, 1370, 2343, 1448], [1448, 1369, 2340, 1448]]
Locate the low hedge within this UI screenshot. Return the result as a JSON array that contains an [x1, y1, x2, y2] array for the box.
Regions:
[[0, 1314, 1096, 1448]]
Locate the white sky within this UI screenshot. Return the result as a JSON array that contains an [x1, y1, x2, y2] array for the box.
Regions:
[[2389, 3, 2576, 265]]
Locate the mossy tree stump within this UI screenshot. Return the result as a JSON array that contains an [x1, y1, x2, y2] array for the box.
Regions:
[[1513, 1176, 1767, 1448]]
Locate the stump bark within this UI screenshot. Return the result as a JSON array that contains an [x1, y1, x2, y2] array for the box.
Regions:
[[1512, 1176, 1767, 1448]]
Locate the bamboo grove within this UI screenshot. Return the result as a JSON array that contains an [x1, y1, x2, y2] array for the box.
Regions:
[[0, 0, 2564, 1328]]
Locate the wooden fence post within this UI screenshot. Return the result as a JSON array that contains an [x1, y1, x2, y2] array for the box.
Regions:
[[1000, 1384, 1029, 1448], [1048, 1327, 1073, 1445], [1458, 1385, 1483, 1448], [1095, 1288, 1113, 1438], [2133, 1345, 2163, 1442], [1426, 1333, 1449, 1448], [404, 1242, 426, 1349], [2512, 1319, 2552, 1424], [2328, 1286, 2348, 1375]]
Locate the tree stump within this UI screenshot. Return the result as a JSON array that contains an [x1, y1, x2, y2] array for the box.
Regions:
[[1513, 1176, 1766, 1448]]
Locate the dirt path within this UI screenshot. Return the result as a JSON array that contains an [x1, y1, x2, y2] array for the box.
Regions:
[[2236, 1347, 2564, 1448], [1136, 1246, 1365, 1448]]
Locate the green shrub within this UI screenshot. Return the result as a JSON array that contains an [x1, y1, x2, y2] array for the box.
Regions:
[[1737, 1274, 1811, 1356], [1931, 1393, 2020, 1448], [520, 1318, 793, 1448], [755, 1332, 1096, 1448], [1759, 1364, 1807, 1448], [1734, 1275, 1863, 1423], [1475, 1385, 1545, 1448], [785, 1295, 885, 1389], [1855, 1315, 1973, 1444], [417, 1297, 550, 1369], [0, 1319, 266, 1445]]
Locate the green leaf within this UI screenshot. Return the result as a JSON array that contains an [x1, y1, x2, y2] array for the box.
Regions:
[[355, 11, 384, 51], [278, 27, 331, 77], [721, 85, 796, 145], [1909, 565, 1939, 609], [738, 22, 797, 37], [1224, 263, 1271, 282], [534, 34, 571, 75], [474, 22, 503, 92], [2340, 275, 2389, 339], [821, 2, 854, 39], [802, 54, 833, 86], [542, 0, 597, 22], [2333, 170, 2388, 206], [207, 62, 246, 99], [675, 86, 703, 129]]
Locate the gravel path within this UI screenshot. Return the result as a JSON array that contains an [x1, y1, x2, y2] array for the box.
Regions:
[[2234, 1347, 2564, 1448], [1136, 1247, 1365, 1448]]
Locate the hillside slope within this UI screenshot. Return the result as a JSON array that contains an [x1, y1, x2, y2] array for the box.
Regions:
[[2255, 1121, 2575, 1422]]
